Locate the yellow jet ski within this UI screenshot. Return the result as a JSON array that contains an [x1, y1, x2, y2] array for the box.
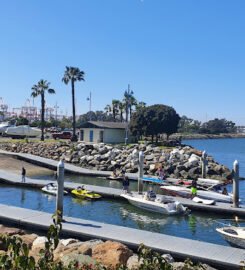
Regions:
[[71, 186, 102, 200]]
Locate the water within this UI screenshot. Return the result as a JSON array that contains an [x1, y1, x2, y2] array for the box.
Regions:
[[0, 184, 239, 246], [183, 138, 245, 201], [1, 138, 245, 247]]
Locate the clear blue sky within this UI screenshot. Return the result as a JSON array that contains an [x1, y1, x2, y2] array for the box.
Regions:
[[1, 0, 245, 124]]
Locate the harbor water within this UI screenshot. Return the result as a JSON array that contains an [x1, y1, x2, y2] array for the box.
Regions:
[[1, 138, 245, 247]]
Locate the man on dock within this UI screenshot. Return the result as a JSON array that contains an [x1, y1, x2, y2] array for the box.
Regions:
[[21, 167, 26, 183]]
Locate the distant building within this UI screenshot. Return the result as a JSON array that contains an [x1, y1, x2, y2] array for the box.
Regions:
[[78, 121, 133, 144]]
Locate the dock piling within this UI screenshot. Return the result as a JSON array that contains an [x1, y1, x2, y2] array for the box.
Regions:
[[56, 159, 65, 218], [232, 160, 239, 208], [138, 151, 144, 194], [201, 151, 207, 178]]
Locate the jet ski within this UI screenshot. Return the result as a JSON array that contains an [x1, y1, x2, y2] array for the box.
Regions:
[[71, 186, 102, 200]]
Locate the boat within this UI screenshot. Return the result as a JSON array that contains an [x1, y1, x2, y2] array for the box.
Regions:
[[0, 122, 12, 135], [141, 177, 165, 185], [41, 183, 68, 196], [106, 175, 123, 181], [120, 191, 188, 215], [5, 125, 41, 138], [71, 186, 102, 199], [160, 185, 233, 203], [216, 226, 245, 249]]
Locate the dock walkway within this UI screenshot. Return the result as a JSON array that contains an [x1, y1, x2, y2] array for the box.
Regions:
[[0, 204, 244, 270], [1, 169, 245, 217]]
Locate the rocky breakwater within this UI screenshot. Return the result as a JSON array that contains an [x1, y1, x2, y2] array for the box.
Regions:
[[0, 142, 232, 181], [0, 224, 216, 269]]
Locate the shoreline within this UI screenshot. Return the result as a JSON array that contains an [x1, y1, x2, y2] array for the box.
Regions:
[[173, 133, 245, 140]]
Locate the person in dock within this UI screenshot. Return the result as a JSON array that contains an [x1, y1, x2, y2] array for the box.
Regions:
[[21, 167, 26, 183], [122, 175, 130, 193], [191, 178, 197, 198], [222, 187, 228, 195], [157, 166, 165, 180]]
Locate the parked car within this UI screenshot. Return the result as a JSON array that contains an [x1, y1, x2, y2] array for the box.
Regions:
[[52, 131, 72, 140]]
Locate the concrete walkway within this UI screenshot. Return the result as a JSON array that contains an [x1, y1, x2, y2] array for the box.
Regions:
[[0, 204, 244, 269]]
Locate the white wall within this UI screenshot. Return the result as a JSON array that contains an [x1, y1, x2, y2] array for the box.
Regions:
[[79, 128, 127, 143]]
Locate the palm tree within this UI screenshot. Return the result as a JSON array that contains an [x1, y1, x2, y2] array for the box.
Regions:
[[136, 101, 146, 111], [62, 66, 85, 141], [104, 104, 111, 116], [31, 80, 55, 141], [123, 84, 134, 122], [118, 101, 125, 122], [128, 95, 137, 119], [112, 99, 120, 121]]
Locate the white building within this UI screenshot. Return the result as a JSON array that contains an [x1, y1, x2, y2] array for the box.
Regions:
[[78, 121, 133, 144]]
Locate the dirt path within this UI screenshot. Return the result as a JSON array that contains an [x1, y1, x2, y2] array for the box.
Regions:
[[0, 154, 53, 177]]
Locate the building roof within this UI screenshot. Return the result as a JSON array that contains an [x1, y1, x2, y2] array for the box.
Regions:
[[79, 121, 127, 129]]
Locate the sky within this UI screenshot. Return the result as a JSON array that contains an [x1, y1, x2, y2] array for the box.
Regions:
[[1, 0, 245, 124]]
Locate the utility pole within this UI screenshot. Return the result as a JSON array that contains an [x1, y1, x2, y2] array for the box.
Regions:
[[87, 92, 92, 121], [54, 102, 59, 127]]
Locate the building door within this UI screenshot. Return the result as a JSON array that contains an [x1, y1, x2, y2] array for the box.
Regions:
[[80, 130, 84, 141], [99, 130, 104, 142], [89, 130, 94, 142]]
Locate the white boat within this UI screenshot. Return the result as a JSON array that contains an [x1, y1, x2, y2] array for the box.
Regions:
[[0, 122, 14, 135], [5, 125, 41, 138], [160, 185, 233, 203], [120, 191, 188, 215], [41, 183, 68, 196], [216, 226, 245, 249]]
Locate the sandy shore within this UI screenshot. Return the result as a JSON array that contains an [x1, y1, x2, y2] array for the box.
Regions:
[[0, 154, 53, 177]]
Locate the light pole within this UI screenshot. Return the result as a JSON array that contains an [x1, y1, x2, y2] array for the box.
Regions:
[[54, 102, 59, 127], [87, 92, 92, 121]]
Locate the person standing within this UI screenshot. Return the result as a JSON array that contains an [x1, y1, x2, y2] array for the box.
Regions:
[[122, 176, 130, 193], [191, 178, 197, 198], [21, 167, 26, 183], [157, 166, 165, 180]]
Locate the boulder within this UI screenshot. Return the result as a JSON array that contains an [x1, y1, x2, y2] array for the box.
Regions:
[[61, 253, 97, 267], [92, 241, 133, 269], [0, 225, 25, 236]]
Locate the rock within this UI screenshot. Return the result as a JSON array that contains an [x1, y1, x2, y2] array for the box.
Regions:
[[60, 238, 79, 247], [0, 225, 25, 236], [61, 253, 97, 267], [161, 253, 174, 263], [126, 254, 143, 269], [17, 233, 38, 249], [92, 241, 133, 269]]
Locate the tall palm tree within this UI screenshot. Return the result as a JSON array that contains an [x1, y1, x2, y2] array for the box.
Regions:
[[112, 99, 120, 121], [118, 101, 125, 122], [62, 66, 85, 141], [31, 80, 55, 141], [123, 84, 134, 122], [104, 104, 111, 116], [128, 95, 137, 119]]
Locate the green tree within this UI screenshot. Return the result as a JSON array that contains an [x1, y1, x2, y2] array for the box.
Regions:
[[118, 101, 125, 122], [112, 99, 120, 121], [62, 66, 85, 141], [130, 104, 180, 143], [200, 118, 236, 134], [31, 80, 55, 141], [178, 115, 201, 133], [16, 117, 29, 126]]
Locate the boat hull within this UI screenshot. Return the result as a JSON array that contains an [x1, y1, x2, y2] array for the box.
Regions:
[[121, 193, 187, 215], [216, 227, 245, 249]]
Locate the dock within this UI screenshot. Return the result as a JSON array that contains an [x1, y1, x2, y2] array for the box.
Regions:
[[0, 203, 244, 270], [1, 169, 245, 217]]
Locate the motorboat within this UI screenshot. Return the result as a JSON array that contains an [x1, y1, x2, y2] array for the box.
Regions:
[[120, 191, 188, 215], [71, 186, 102, 200], [106, 175, 123, 181], [160, 185, 233, 203], [41, 183, 68, 196], [0, 122, 14, 135], [5, 125, 41, 138], [216, 226, 245, 249]]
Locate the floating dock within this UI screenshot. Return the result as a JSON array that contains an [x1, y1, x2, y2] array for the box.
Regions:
[[0, 204, 244, 270]]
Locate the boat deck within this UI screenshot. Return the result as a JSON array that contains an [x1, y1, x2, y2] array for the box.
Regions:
[[0, 204, 244, 270]]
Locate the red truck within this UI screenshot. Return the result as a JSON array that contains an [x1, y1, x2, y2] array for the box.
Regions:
[[52, 131, 72, 140]]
